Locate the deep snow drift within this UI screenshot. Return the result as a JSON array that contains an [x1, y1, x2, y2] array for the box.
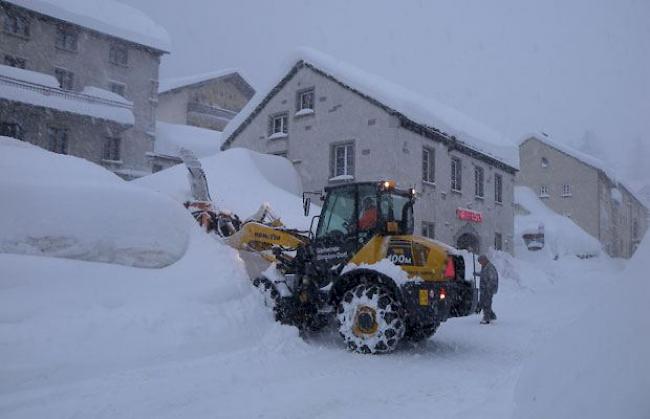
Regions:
[[512, 236, 650, 419], [0, 137, 644, 418], [0, 137, 191, 267], [153, 122, 223, 160], [135, 147, 312, 229], [514, 186, 602, 260]]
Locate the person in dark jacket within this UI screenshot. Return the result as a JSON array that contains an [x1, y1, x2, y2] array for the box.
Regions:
[[476, 254, 498, 324]]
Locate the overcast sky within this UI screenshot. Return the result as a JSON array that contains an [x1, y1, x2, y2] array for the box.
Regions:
[[124, 0, 649, 181]]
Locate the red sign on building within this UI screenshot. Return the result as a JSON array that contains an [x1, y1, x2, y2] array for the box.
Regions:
[[456, 208, 483, 223]]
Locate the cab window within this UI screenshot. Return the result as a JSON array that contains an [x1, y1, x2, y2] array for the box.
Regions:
[[316, 187, 356, 239]]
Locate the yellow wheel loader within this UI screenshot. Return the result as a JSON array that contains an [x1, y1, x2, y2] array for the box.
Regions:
[[225, 180, 478, 354]]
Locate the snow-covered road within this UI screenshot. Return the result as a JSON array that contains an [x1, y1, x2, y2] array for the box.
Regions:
[[0, 242, 622, 419], [2, 138, 646, 418]]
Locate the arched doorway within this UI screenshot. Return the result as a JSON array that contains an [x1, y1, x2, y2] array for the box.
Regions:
[[457, 233, 480, 253]]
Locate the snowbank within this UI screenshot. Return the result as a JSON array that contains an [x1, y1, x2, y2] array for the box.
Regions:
[[0, 136, 192, 267], [153, 121, 223, 159], [6, 0, 171, 52], [222, 47, 518, 169], [0, 223, 301, 399], [514, 186, 601, 259], [136, 147, 311, 229], [512, 236, 650, 419]]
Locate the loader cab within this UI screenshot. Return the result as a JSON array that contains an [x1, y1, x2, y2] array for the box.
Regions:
[[311, 181, 414, 264]]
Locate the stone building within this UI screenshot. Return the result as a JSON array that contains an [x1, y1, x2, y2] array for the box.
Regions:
[[157, 70, 254, 132], [221, 49, 518, 254], [0, 0, 170, 178], [518, 133, 648, 258]]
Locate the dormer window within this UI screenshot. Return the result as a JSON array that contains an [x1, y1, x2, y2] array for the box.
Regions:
[[296, 88, 315, 115], [268, 112, 288, 139]]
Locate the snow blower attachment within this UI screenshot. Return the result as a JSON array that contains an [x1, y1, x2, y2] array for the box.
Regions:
[[179, 154, 477, 354], [180, 148, 241, 237]]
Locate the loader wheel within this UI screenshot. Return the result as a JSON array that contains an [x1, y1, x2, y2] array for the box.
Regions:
[[406, 323, 439, 343], [337, 283, 405, 354]]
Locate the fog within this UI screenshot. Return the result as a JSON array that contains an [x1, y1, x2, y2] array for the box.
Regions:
[[123, 0, 650, 183]]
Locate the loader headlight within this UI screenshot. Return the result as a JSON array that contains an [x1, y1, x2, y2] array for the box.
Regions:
[[439, 288, 446, 300], [380, 180, 396, 190]]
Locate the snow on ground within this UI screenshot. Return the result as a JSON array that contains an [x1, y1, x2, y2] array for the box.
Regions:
[[136, 147, 310, 229], [514, 186, 602, 260], [1, 137, 643, 418], [0, 137, 190, 267], [512, 236, 650, 419], [152, 122, 223, 160]]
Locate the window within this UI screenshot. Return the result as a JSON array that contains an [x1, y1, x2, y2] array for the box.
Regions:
[[451, 157, 462, 192], [269, 113, 288, 137], [316, 186, 356, 239], [494, 232, 503, 251], [422, 222, 435, 239], [422, 147, 435, 183], [494, 173, 503, 203], [541, 157, 549, 168], [633, 219, 639, 239], [152, 163, 163, 173], [297, 88, 315, 112], [55, 25, 78, 51], [561, 183, 572, 197], [3, 13, 30, 38], [54, 68, 74, 90], [109, 82, 126, 97], [47, 127, 68, 154], [149, 79, 159, 100], [4, 54, 26, 68], [0, 122, 23, 140], [271, 151, 288, 158], [539, 185, 550, 198], [109, 45, 128, 66], [103, 137, 121, 161], [331, 143, 354, 178], [474, 166, 485, 198]]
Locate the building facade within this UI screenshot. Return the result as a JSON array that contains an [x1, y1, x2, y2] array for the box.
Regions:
[[157, 71, 254, 132], [222, 54, 518, 254], [518, 134, 648, 258], [0, 0, 168, 178]]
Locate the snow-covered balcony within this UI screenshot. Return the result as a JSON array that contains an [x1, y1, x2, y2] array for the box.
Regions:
[[0, 65, 134, 126]]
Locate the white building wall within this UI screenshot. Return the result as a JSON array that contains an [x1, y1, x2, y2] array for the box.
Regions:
[[225, 64, 516, 254]]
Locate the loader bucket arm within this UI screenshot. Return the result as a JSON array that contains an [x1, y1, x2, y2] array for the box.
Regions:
[[226, 221, 309, 256]]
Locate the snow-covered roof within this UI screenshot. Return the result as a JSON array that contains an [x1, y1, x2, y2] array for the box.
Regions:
[[158, 69, 246, 94], [0, 65, 134, 125], [6, 0, 171, 52], [222, 47, 518, 170], [520, 132, 646, 207], [150, 122, 223, 160]]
